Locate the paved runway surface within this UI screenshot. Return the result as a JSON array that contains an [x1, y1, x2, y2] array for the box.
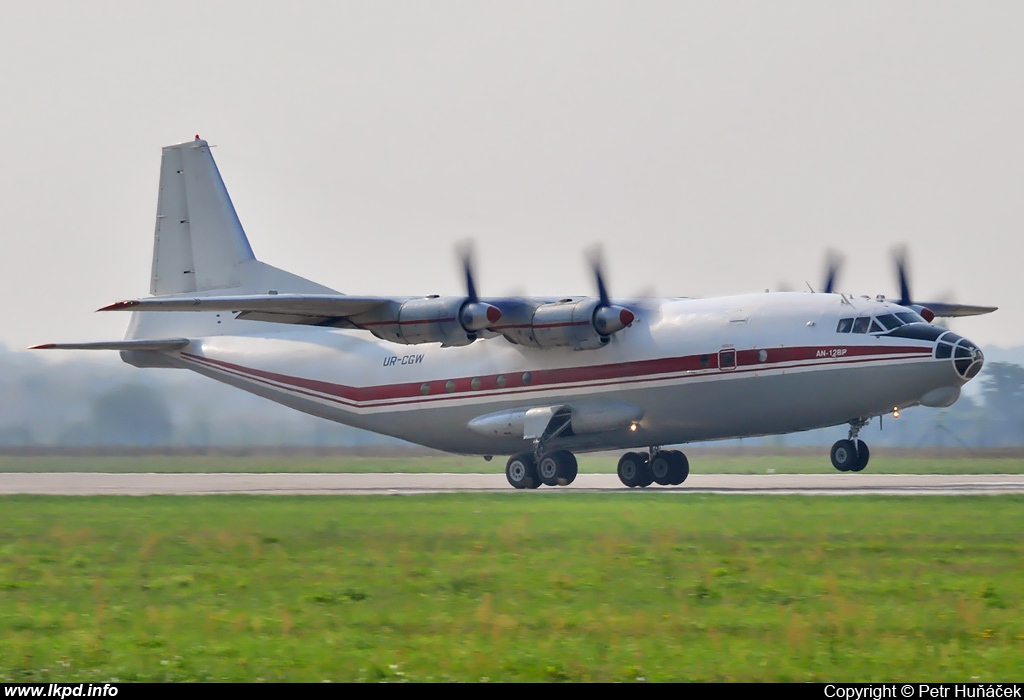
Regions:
[[2, 472, 1023, 495]]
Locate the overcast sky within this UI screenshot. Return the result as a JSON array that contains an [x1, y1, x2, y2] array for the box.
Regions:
[[2, 1, 1021, 353]]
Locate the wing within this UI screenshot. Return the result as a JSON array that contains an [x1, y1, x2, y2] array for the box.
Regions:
[[95, 249, 637, 350], [912, 302, 998, 318], [99, 294, 391, 328], [98, 292, 637, 351]]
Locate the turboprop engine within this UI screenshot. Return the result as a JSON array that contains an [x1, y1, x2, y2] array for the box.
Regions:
[[361, 296, 502, 346], [492, 297, 635, 350]]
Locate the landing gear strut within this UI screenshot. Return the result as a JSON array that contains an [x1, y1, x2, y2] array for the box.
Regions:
[[830, 419, 870, 472]]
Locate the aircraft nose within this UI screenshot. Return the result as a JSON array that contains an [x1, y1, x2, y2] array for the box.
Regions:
[[934, 331, 984, 381]]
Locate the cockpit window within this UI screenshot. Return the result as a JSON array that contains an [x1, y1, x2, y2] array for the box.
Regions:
[[875, 314, 902, 330], [837, 311, 932, 335], [895, 311, 926, 325]]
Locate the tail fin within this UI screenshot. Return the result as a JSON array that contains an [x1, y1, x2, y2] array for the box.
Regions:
[[150, 137, 335, 296]]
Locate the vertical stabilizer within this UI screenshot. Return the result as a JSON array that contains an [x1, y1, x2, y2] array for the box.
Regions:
[[127, 137, 336, 346], [151, 137, 256, 294]]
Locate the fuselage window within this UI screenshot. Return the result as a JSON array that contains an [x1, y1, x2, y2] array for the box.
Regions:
[[852, 317, 871, 333], [720, 350, 736, 369], [836, 318, 854, 333]]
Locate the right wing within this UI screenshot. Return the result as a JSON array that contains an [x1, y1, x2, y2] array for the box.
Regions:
[[98, 294, 390, 328]]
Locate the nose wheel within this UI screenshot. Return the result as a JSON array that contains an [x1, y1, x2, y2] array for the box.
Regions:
[[831, 420, 870, 472]]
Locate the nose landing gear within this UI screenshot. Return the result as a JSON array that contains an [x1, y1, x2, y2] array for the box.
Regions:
[[831, 419, 870, 472]]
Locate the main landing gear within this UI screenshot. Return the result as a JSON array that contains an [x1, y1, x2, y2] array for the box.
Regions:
[[505, 450, 578, 489], [830, 419, 870, 473], [504, 447, 690, 489], [618, 449, 689, 488]]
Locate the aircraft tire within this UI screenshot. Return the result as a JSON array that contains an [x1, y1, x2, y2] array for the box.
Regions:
[[506, 453, 540, 489], [636, 455, 654, 488], [669, 450, 690, 485], [830, 440, 858, 472], [537, 454, 562, 487], [617, 452, 644, 488], [651, 454, 673, 486], [849, 440, 870, 472], [556, 450, 578, 486]]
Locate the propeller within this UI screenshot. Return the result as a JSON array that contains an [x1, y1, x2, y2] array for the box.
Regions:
[[455, 243, 502, 333], [887, 246, 997, 321], [822, 249, 844, 294], [810, 245, 996, 321], [893, 246, 914, 308], [586, 247, 635, 335]]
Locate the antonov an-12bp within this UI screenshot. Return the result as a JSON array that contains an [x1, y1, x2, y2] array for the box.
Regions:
[[34, 137, 996, 489]]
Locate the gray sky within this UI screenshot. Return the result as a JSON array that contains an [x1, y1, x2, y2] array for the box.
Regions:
[[2, 1, 1021, 352]]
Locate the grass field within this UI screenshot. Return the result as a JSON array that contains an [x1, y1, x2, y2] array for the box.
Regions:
[[1, 450, 1022, 474], [1, 494, 1022, 682]]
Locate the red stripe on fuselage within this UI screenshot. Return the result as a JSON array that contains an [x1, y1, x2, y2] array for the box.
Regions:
[[179, 344, 932, 410]]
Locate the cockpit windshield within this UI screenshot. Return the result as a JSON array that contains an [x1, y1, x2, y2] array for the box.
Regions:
[[836, 310, 927, 335]]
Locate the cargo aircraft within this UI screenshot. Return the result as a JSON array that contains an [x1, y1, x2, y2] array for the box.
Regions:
[[33, 137, 996, 489]]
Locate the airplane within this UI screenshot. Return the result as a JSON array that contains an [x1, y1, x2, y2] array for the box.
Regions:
[[32, 136, 997, 489]]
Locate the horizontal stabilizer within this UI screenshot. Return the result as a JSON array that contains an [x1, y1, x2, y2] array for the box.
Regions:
[[29, 338, 191, 351]]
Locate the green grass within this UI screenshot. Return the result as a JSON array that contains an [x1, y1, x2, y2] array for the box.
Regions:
[[1, 495, 1022, 681], [1, 452, 1022, 474]]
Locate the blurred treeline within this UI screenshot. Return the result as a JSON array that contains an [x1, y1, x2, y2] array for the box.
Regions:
[[1, 345, 1021, 450]]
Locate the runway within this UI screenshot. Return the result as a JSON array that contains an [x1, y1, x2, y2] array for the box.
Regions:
[[2, 472, 1023, 495]]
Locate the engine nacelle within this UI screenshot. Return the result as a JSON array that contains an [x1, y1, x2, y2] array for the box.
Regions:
[[907, 304, 937, 323], [494, 298, 634, 350], [360, 296, 501, 346]]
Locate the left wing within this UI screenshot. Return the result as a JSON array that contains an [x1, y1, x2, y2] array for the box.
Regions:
[[99, 292, 636, 351], [99, 295, 391, 328], [96, 250, 636, 350]]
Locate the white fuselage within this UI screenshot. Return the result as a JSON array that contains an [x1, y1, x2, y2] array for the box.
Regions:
[[141, 291, 973, 455]]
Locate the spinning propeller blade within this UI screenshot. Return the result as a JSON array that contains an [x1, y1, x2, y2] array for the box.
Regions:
[[823, 249, 844, 294], [587, 246, 634, 335], [455, 242, 501, 332], [886, 247, 995, 320]]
